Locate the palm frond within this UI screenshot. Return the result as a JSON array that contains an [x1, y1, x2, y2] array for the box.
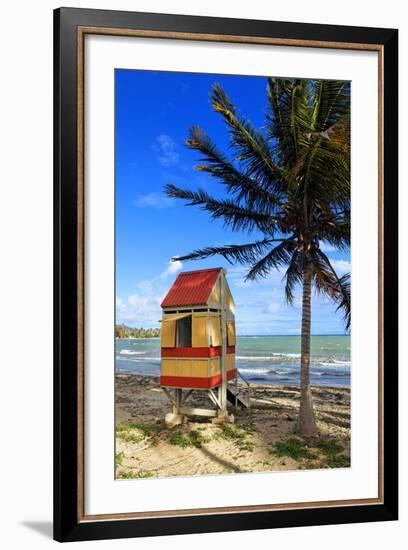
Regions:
[[315, 249, 351, 330], [266, 78, 298, 167], [186, 125, 283, 212], [172, 238, 280, 264], [165, 183, 278, 234], [210, 84, 283, 188], [246, 239, 297, 280], [266, 78, 312, 168], [294, 134, 350, 220], [335, 273, 351, 330], [317, 217, 350, 251], [284, 250, 303, 304], [311, 80, 350, 132]]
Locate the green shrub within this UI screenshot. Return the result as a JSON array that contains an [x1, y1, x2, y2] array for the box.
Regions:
[[269, 438, 317, 461], [115, 422, 159, 445], [118, 470, 155, 479], [115, 452, 124, 467], [324, 454, 350, 468], [215, 424, 255, 452], [316, 439, 344, 455], [169, 429, 209, 448]]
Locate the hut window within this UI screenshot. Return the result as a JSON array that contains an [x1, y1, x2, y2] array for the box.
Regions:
[[227, 321, 236, 346], [161, 313, 191, 348], [210, 316, 222, 347], [161, 319, 176, 347], [176, 316, 192, 348], [192, 314, 209, 347]]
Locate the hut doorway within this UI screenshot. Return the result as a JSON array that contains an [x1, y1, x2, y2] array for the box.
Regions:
[[176, 315, 192, 348]]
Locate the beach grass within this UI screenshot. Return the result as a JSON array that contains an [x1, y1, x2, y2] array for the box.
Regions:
[[316, 438, 349, 468], [269, 436, 349, 468], [117, 470, 155, 479], [169, 429, 209, 448], [269, 438, 317, 461], [116, 422, 160, 446], [324, 454, 349, 468], [316, 438, 344, 455], [215, 423, 255, 452]]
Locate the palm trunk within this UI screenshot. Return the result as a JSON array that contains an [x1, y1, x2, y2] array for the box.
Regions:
[[296, 262, 318, 436]]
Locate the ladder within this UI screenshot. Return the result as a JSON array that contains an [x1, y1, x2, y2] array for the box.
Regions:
[[227, 370, 251, 409]]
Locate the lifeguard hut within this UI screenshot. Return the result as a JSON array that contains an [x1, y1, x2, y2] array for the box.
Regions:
[[159, 268, 249, 425]]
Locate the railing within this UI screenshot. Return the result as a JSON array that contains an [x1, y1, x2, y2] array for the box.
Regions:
[[234, 369, 251, 409]]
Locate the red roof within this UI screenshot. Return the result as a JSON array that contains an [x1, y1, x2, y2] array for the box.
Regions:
[[161, 268, 222, 308]]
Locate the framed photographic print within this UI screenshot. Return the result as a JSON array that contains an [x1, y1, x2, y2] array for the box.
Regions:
[[54, 7, 398, 542]]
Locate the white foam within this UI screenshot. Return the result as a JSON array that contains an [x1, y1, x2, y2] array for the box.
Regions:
[[117, 355, 161, 363], [236, 352, 300, 361], [319, 361, 351, 367], [238, 367, 275, 375], [236, 355, 274, 361], [119, 350, 146, 356]]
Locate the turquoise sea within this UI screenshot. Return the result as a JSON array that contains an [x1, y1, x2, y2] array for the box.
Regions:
[[115, 335, 350, 388]]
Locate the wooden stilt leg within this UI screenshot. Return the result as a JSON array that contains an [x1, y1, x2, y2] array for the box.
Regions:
[[176, 389, 182, 415], [166, 388, 185, 428], [218, 270, 229, 420]]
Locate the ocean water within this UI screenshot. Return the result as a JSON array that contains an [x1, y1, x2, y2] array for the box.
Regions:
[[115, 335, 350, 388]]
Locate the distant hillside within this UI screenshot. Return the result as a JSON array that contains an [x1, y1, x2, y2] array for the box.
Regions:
[[115, 325, 160, 339]]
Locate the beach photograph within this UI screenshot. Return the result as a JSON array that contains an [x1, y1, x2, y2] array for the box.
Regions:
[[115, 70, 351, 480]]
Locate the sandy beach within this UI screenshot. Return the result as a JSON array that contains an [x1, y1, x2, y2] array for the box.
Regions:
[[115, 373, 350, 479]]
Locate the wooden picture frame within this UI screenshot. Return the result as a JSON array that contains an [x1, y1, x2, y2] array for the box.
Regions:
[[54, 7, 398, 542]]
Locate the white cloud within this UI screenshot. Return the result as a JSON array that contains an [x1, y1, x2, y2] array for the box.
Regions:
[[232, 277, 254, 288], [153, 134, 179, 167], [263, 302, 280, 314], [116, 284, 165, 326], [229, 265, 286, 289], [116, 290, 163, 326], [160, 260, 183, 279], [133, 192, 174, 209], [329, 259, 351, 275], [116, 260, 183, 327], [116, 297, 127, 318], [319, 241, 336, 252]]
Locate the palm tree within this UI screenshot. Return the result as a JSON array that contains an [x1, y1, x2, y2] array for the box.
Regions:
[[165, 78, 350, 436]]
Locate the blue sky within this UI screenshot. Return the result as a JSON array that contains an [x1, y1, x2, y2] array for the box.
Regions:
[[115, 69, 350, 335]]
